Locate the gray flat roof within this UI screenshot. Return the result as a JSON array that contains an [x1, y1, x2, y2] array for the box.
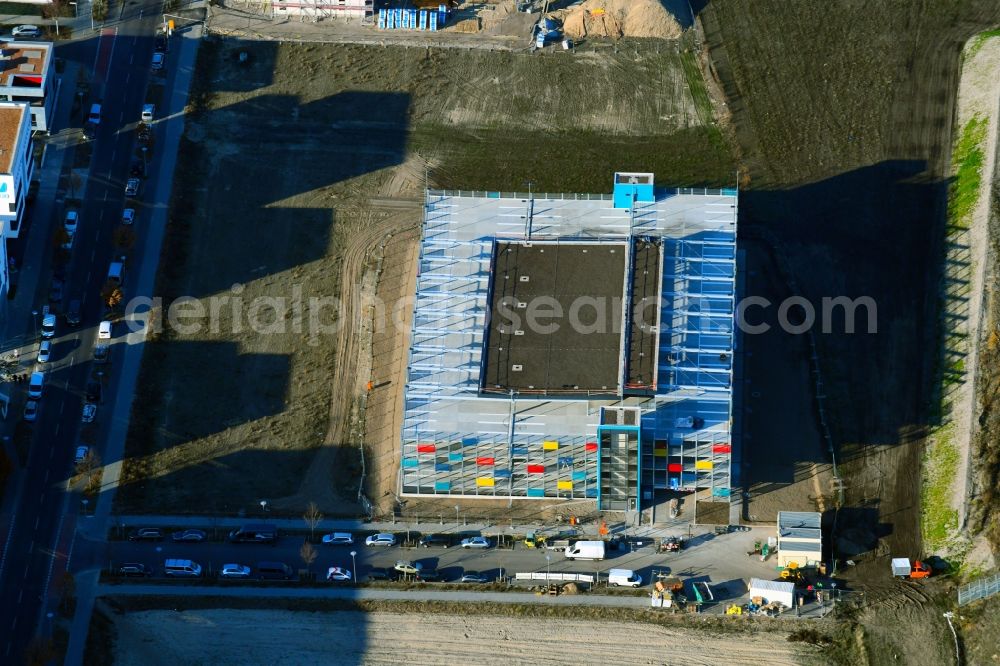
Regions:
[[778, 539, 822, 553], [778, 511, 821, 530], [482, 241, 627, 394]]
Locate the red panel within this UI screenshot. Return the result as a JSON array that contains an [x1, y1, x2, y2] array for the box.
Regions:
[[654, 441, 667, 449], [417, 444, 436, 453], [476, 457, 495, 466], [585, 442, 598, 452], [712, 444, 732, 454], [527, 464, 545, 474], [667, 463, 682, 473]]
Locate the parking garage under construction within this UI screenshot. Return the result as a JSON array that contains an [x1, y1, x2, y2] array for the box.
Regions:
[[400, 173, 739, 516]]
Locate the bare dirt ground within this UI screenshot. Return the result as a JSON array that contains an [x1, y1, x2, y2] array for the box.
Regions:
[[106, 608, 813, 666], [116, 36, 732, 516]]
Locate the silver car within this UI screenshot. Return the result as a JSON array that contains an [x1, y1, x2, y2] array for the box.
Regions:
[[460, 537, 490, 549], [220, 563, 251, 579], [365, 533, 396, 547]]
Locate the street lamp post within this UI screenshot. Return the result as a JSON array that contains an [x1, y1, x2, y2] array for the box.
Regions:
[[31, 309, 38, 332], [350, 550, 357, 582], [454, 505, 459, 524]]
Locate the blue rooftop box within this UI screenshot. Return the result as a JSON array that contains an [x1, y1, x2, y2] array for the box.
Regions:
[[613, 172, 654, 209]]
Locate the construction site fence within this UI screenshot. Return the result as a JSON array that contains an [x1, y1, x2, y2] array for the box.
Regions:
[[426, 188, 736, 201], [958, 570, 1000, 606], [514, 572, 595, 583]]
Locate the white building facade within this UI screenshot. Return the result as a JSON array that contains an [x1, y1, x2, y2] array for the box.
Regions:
[[0, 101, 34, 296], [0, 40, 56, 133]]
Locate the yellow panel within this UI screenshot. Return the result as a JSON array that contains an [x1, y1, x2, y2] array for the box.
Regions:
[[476, 477, 495, 487], [557, 480, 573, 490], [695, 460, 713, 470], [542, 441, 559, 450], [654, 449, 667, 457]]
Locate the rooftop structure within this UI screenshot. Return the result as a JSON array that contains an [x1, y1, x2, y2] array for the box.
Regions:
[[400, 173, 738, 511], [0, 40, 55, 132], [0, 102, 26, 173], [776, 511, 823, 567]]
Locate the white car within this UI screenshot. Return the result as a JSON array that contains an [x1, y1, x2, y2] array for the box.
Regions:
[[36, 340, 51, 363], [41, 313, 56, 339], [365, 533, 396, 547], [11, 25, 41, 38], [321, 532, 353, 545], [220, 563, 251, 579], [98, 321, 112, 340], [88, 103, 102, 125], [125, 178, 140, 197], [326, 567, 353, 582], [151, 52, 165, 70], [81, 402, 97, 423], [121, 208, 135, 225], [23, 399, 38, 422], [393, 561, 422, 575], [141, 104, 155, 122], [74, 445, 89, 464], [64, 210, 79, 235], [460, 537, 490, 549]]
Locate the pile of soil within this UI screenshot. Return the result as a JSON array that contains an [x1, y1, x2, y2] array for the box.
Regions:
[[560, 0, 682, 40]]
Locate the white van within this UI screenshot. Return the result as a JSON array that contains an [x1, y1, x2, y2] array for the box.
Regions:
[[141, 104, 155, 122], [28, 371, 44, 399], [41, 312, 56, 339], [164, 559, 202, 577], [564, 540, 605, 561], [107, 257, 125, 285], [608, 568, 642, 587]]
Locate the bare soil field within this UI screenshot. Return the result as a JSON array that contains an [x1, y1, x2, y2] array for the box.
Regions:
[[102, 607, 814, 666], [700, 0, 1000, 567], [116, 37, 734, 516]]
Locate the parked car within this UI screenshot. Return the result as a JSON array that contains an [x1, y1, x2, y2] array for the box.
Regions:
[[255, 561, 293, 580], [129, 161, 145, 177], [81, 402, 97, 424], [393, 561, 422, 576], [365, 567, 396, 582], [459, 573, 489, 584], [86, 381, 102, 403], [64, 210, 79, 235], [124, 178, 140, 197], [365, 533, 396, 547], [415, 569, 441, 582], [36, 340, 51, 363], [66, 299, 82, 326], [11, 25, 41, 38], [321, 532, 353, 545], [128, 527, 163, 542], [326, 567, 353, 582], [141, 104, 155, 122], [172, 529, 207, 543], [419, 534, 452, 548], [164, 559, 202, 577], [87, 103, 102, 125], [154, 35, 168, 53], [118, 563, 153, 577], [151, 52, 165, 70], [220, 563, 251, 579], [93, 343, 109, 363], [27, 371, 44, 399], [460, 537, 490, 549], [121, 208, 135, 225], [22, 399, 38, 423], [98, 321, 112, 340], [74, 445, 90, 465], [48, 280, 64, 303]]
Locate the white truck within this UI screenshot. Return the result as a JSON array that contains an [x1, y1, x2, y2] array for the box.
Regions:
[[564, 540, 605, 561]]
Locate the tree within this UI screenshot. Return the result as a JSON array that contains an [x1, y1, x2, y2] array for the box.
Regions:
[[299, 541, 317, 572], [101, 281, 123, 309], [303, 501, 323, 541]]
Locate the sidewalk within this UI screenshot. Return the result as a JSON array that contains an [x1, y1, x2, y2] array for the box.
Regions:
[[93, 581, 842, 618]]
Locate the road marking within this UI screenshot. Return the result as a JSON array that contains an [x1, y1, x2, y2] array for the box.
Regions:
[[58, 403, 64, 418], [0, 510, 18, 580], [48, 447, 53, 460], [111, 149, 116, 162], [104, 191, 109, 201], [16, 590, 22, 604], [126, 72, 131, 85], [130, 53, 134, 65], [44, 470, 49, 483], [34, 516, 39, 531], [86, 270, 91, 283], [23, 564, 29, 578]]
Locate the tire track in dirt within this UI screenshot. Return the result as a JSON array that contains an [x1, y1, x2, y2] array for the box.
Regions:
[[273, 209, 418, 513]]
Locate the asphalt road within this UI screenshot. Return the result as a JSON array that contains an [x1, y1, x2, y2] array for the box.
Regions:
[[0, 3, 167, 659]]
